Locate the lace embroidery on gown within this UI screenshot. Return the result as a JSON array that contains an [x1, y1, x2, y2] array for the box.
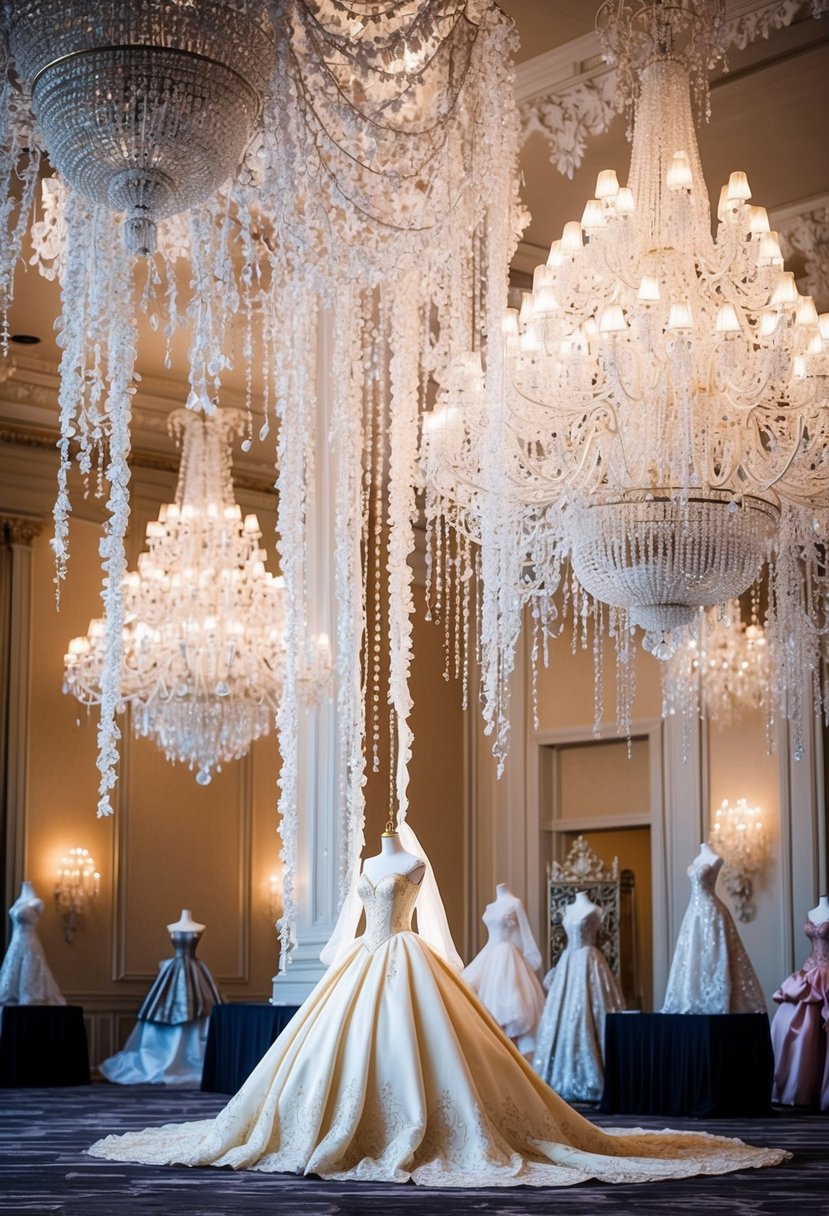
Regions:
[[0, 892, 65, 1006], [462, 894, 545, 1054], [88, 865, 789, 1187], [771, 919, 829, 1109], [532, 901, 623, 1102], [661, 855, 766, 1014]]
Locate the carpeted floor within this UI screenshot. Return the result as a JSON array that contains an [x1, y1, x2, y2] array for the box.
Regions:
[[0, 1084, 825, 1216]]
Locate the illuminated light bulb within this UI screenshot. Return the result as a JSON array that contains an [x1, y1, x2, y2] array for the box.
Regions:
[[501, 308, 519, 336], [546, 239, 563, 268], [666, 150, 693, 190], [667, 302, 693, 331], [637, 275, 660, 302], [727, 170, 751, 202], [518, 292, 534, 326], [581, 199, 605, 231], [243, 513, 260, 534], [757, 231, 783, 266], [595, 169, 620, 199], [533, 264, 555, 291], [561, 221, 583, 255], [533, 285, 560, 316], [770, 271, 798, 308], [715, 302, 740, 334], [758, 309, 782, 338], [748, 205, 770, 235], [615, 187, 634, 214], [795, 296, 819, 328], [598, 303, 626, 334]]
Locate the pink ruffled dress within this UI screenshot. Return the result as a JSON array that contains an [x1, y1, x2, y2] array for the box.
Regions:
[[771, 918, 829, 1109]]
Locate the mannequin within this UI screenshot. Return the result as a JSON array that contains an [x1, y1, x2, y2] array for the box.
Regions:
[[362, 823, 425, 886], [463, 881, 544, 1057], [0, 879, 65, 1006], [99, 908, 221, 1086], [533, 889, 623, 1102], [89, 834, 789, 1185], [661, 842, 765, 1014], [771, 893, 829, 1109]]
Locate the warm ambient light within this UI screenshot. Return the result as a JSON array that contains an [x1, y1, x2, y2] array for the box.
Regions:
[[709, 798, 769, 923], [54, 847, 100, 942]]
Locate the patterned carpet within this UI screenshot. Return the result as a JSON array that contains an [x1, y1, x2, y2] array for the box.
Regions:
[[0, 1084, 825, 1216]]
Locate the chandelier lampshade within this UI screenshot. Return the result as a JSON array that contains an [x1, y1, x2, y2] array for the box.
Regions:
[[62, 408, 321, 786], [7, 0, 273, 253]]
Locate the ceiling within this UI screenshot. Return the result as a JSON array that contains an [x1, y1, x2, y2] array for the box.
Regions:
[[2, 2, 828, 461]]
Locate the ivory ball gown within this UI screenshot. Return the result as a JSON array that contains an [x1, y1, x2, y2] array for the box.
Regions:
[[89, 864, 788, 1187]]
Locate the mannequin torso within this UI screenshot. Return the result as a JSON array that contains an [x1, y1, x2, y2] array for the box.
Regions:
[[808, 895, 829, 925], [362, 833, 425, 886]]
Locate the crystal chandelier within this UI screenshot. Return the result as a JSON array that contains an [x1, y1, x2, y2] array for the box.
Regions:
[[423, 0, 828, 752], [709, 798, 769, 922], [6, 1, 274, 255], [63, 408, 329, 785], [662, 600, 771, 727]]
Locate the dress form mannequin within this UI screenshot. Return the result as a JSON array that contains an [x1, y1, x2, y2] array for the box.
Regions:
[[99, 907, 221, 1086], [0, 880, 65, 1005], [533, 889, 623, 1102], [661, 843, 765, 1014], [772, 894, 829, 1108], [463, 880, 544, 1057], [362, 824, 425, 886]]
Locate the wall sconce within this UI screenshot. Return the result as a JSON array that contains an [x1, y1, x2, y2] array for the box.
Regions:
[[268, 872, 281, 924], [54, 847, 100, 942], [709, 799, 768, 922]]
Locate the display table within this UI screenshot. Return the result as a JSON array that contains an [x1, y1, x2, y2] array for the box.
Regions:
[[600, 1011, 773, 1117], [0, 1004, 90, 1087], [201, 1002, 300, 1094]]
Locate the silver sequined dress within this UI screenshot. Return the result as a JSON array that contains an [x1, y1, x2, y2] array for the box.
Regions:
[[661, 854, 766, 1014]]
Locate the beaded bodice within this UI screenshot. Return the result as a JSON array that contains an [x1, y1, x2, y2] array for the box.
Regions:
[[562, 904, 601, 950], [805, 918, 829, 966], [687, 856, 724, 900], [9, 898, 44, 933], [358, 869, 421, 952]]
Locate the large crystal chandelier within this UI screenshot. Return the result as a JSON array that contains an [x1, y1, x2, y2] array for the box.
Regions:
[[661, 599, 771, 728], [5, 1, 273, 255], [423, 0, 828, 752], [1, 1, 521, 959], [63, 408, 329, 785]]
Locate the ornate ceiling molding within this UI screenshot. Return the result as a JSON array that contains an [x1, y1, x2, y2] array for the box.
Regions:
[[517, 0, 828, 179], [775, 196, 829, 310]]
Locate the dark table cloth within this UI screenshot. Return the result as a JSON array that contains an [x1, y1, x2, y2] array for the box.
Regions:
[[600, 1011, 773, 1117], [0, 1004, 90, 1086], [201, 1002, 299, 1094]]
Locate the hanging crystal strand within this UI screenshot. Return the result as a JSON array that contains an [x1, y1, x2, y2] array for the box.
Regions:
[[0, 73, 40, 350], [461, 529, 471, 710], [95, 211, 139, 817], [333, 291, 367, 901], [369, 296, 389, 774], [386, 274, 421, 825], [273, 282, 315, 968]]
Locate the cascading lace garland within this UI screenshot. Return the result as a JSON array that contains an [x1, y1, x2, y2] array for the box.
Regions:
[[0, 0, 522, 962]]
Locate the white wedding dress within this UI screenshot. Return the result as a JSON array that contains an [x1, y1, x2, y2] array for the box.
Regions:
[[0, 887, 65, 1006], [532, 900, 623, 1102], [661, 853, 766, 1014], [89, 863, 787, 1187], [463, 892, 545, 1056]]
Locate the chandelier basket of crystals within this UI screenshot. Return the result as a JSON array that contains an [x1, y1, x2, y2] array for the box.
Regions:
[[422, 0, 829, 756], [62, 407, 331, 787]]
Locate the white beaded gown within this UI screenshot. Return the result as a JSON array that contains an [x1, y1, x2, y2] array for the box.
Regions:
[[462, 892, 545, 1056], [0, 888, 65, 1006], [88, 863, 788, 1187], [532, 900, 623, 1102], [662, 853, 766, 1014]]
